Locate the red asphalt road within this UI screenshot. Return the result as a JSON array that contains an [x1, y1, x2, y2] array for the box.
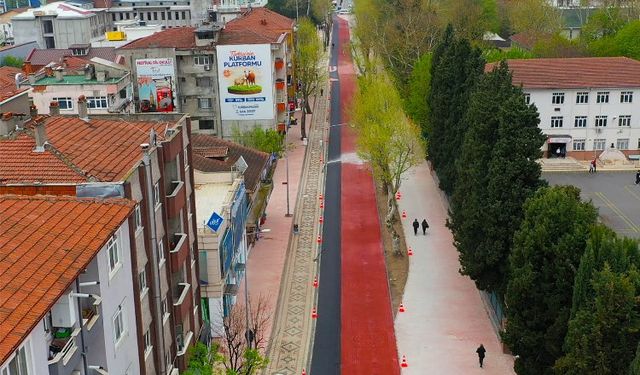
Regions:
[[338, 17, 401, 375]]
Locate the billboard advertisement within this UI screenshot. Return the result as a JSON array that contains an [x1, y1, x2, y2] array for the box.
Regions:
[[135, 58, 176, 113], [216, 44, 274, 120]]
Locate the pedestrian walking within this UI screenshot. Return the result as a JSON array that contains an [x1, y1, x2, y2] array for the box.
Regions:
[[635, 170, 640, 185], [421, 219, 429, 235], [320, 88, 324, 96], [476, 344, 486, 368], [589, 162, 594, 174], [591, 158, 597, 173], [412, 219, 419, 236]]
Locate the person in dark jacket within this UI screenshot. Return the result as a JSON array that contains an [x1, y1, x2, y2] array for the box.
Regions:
[[476, 344, 486, 368], [635, 170, 640, 185], [412, 219, 419, 235], [421, 219, 429, 235]]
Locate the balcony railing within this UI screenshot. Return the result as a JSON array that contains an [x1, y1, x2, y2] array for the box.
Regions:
[[48, 327, 81, 373], [169, 233, 188, 270], [165, 180, 185, 218], [173, 282, 192, 318], [176, 331, 194, 356]]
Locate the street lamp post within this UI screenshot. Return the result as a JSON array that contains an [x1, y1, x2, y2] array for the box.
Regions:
[[242, 227, 270, 349], [285, 108, 292, 217]]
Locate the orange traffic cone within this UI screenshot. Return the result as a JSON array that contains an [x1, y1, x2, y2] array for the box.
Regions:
[[313, 276, 318, 288], [399, 303, 406, 313], [319, 194, 324, 200], [395, 192, 401, 201], [402, 210, 407, 219], [319, 216, 324, 223], [320, 202, 324, 209], [408, 247, 413, 256], [311, 307, 318, 319], [317, 236, 322, 243], [400, 355, 408, 368]]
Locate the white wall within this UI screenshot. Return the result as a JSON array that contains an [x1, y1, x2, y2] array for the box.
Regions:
[[527, 87, 640, 152]]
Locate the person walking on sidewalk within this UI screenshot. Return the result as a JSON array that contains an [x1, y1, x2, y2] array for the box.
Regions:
[[412, 219, 419, 235], [591, 158, 597, 173], [635, 170, 640, 185], [421, 219, 429, 235], [476, 344, 486, 368]]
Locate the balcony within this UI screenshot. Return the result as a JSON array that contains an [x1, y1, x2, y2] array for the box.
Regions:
[[170, 233, 188, 270], [166, 180, 185, 219], [176, 330, 194, 356], [48, 328, 81, 375], [173, 282, 192, 318]]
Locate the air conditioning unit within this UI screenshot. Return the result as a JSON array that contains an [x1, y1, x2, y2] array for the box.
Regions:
[[204, 65, 211, 71]]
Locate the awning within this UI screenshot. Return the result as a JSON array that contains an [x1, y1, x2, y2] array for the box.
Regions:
[[548, 136, 572, 144]]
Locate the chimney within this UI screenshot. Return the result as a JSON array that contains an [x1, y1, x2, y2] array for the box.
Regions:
[[33, 118, 47, 152], [96, 70, 107, 82], [29, 104, 38, 119], [0, 113, 14, 136], [49, 101, 60, 115], [78, 95, 88, 121], [54, 68, 63, 82]]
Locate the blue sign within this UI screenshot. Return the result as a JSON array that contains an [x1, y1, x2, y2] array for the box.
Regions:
[[206, 212, 224, 232]]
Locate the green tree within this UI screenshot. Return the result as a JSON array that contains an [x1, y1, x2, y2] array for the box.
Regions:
[[482, 46, 534, 63], [1, 56, 23, 68], [231, 127, 284, 155], [588, 20, 640, 60], [427, 25, 484, 195], [506, 0, 561, 36], [503, 185, 598, 375], [448, 61, 545, 292], [184, 342, 221, 375], [630, 341, 640, 374], [295, 17, 324, 140], [555, 265, 640, 374], [531, 34, 587, 58], [404, 52, 431, 139]]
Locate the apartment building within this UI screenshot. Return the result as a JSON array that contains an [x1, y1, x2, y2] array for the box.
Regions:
[[0, 105, 201, 374], [12, 2, 112, 49], [0, 66, 30, 113], [0, 196, 139, 375], [19, 57, 133, 115], [488, 57, 640, 160], [190, 133, 270, 333], [118, 25, 221, 134], [23, 46, 118, 72], [103, 0, 210, 27]]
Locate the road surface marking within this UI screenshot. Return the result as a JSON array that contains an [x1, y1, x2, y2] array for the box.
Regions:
[[595, 191, 639, 233]]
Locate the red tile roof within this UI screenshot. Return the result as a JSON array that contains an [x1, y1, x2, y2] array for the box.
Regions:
[[0, 116, 176, 184], [0, 134, 87, 184], [25, 47, 117, 68], [0, 195, 134, 364], [218, 28, 279, 45], [0, 66, 29, 103], [191, 133, 270, 192], [224, 7, 293, 43], [486, 57, 640, 89], [118, 27, 198, 50]]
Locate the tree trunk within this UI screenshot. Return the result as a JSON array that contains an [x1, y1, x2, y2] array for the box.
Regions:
[[300, 105, 307, 140]]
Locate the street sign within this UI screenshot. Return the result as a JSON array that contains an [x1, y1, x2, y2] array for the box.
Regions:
[[206, 211, 224, 232]]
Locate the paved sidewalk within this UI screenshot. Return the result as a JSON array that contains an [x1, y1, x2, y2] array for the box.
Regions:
[[394, 162, 516, 374]]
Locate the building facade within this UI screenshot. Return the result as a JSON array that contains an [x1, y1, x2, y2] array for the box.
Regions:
[[490, 57, 640, 160], [104, 0, 210, 28], [0, 108, 202, 374], [12, 2, 112, 49], [0, 196, 138, 375]]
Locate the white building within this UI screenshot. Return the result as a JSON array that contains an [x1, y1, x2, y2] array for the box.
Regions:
[[0, 196, 139, 375], [491, 57, 640, 160]]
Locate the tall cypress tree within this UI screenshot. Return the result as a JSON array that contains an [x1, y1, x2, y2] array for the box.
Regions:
[[448, 61, 544, 292], [427, 25, 484, 195]]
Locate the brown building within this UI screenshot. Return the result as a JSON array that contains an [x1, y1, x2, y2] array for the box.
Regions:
[[0, 100, 202, 374]]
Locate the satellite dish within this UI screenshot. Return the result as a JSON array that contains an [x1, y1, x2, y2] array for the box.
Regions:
[[234, 156, 248, 174]]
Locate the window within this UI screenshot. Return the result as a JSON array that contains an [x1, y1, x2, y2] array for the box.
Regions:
[[184, 149, 189, 169], [42, 20, 53, 33], [190, 243, 195, 265], [53, 97, 73, 110], [161, 12, 165, 20], [168, 11, 172, 20], [175, 11, 180, 20], [574, 116, 587, 128], [573, 139, 585, 151], [44, 36, 55, 49], [2, 342, 32, 375], [187, 197, 191, 217], [107, 234, 121, 275], [161, 296, 169, 323], [621, 91, 633, 103], [576, 92, 589, 104], [43, 312, 53, 336], [134, 204, 142, 231], [551, 116, 563, 128], [552, 92, 565, 105], [523, 93, 530, 104], [597, 91, 610, 103], [144, 330, 152, 356], [153, 12, 158, 20], [199, 119, 214, 130], [158, 240, 165, 265], [182, 11, 186, 19], [88, 96, 108, 109], [595, 115, 608, 127], [113, 306, 125, 345], [139, 269, 148, 296], [198, 98, 212, 109], [617, 138, 630, 150], [154, 183, 160, 207], [194, 55, 210, 66], [196, 77, 212, 87], [619, 115, 631, 127], [594, 138, 606, 150]]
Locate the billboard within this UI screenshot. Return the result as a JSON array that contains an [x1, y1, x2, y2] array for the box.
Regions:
[[216, 44, 274, 121], [135, 58, 176, 113]]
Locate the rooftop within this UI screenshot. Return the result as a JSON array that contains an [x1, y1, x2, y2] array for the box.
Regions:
[[12, 2, 99, 20], [0, 114, 184, 184], [0, 195, 134, 364], [218, 28, 279, 45], [194, 182, 235, 230], [26, 47, 118, 68], [191, 133, 270, 193], [485, 57, 640, 89], [226, 7, 295, 34], [118, 27, 200, 50], [34, 74, 124, 85], [0, 66, 29, 104]]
